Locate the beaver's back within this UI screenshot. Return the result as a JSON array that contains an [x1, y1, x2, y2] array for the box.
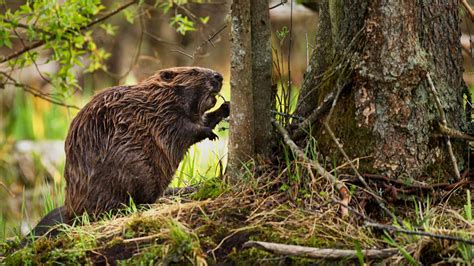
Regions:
[[63, 85, 185, 217]]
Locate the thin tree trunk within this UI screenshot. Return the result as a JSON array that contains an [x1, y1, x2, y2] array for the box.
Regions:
[[251, 0, 274, 156], [228, 0, 255, 172], [228, 0, 274, 173]]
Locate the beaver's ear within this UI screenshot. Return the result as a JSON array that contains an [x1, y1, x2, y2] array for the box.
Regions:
[[160, 70, 176, 82]]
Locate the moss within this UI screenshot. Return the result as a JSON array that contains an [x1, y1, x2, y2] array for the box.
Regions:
[[192, 177, 228, 200], [124, 215, 166, 238], [5, 237, 87, 265], [314, 90, 376, 173]]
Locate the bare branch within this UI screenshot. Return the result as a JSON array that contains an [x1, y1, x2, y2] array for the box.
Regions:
[[438, 123, 474, 141], [1, 71, 79, 109], [365, 222, 474, 245], [426, 73, 461, 180], [243, 241, 398, 260]]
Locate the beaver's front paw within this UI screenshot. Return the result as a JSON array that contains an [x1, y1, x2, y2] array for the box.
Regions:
[[204, 127, 219, 141], [218, 102, 230, 118]]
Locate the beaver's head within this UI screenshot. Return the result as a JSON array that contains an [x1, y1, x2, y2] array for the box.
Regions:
[[153, 67, 223, 118]]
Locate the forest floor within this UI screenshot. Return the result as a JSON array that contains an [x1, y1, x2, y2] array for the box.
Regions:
[[1, 165, 473, 265]]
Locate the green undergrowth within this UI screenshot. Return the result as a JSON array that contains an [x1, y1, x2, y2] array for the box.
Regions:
[[1, 167, 473, 265]]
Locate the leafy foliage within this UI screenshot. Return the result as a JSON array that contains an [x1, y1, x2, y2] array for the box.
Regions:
[[0, 0, 206, 99], [0, 0, 109, 95]]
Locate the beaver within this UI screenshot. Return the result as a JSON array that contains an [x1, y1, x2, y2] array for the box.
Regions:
[[26, 66, 229, 240]]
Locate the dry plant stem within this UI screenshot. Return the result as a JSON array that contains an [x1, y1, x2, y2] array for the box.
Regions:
[[163, 186, 197, 196], [461, 0, 474, 21], [438, 123, 474, 141], [0, 181, 14, 197], [272, 119, 350, 216], [426, 73, 461, 180], [365, 222, 474, 245], [323, 122, 399, 223], [359, 174, 471, 191], [0, 0, 138, 64], [292, 92, 335, 139], [243, 241, 398, 259]]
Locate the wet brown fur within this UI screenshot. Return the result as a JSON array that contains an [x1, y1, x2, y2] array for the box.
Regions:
[[61, 66, 229, 220]]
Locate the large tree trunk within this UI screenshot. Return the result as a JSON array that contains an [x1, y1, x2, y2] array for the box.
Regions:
[[228, 0, 273, 172], [295, 0, 467, 179]]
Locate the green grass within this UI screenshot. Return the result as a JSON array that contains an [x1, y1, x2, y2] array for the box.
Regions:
[[0, 83, 231, 241]]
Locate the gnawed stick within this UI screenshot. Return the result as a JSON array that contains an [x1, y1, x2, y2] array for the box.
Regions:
[[365, 222, 474, 245], [272, 119, 350, 216], [426, 73, 461, 180], [243, 241, 398, 260]]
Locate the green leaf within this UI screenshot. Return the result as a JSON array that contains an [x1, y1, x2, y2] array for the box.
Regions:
[[123, 9, 135, 24], [100, 23, 117, 36], [200, 16, 209, 24]]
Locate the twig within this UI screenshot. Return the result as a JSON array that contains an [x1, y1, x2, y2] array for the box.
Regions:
[[271, 110, 305, 122], [365, 222, 474, 245], [163, 186, 197, 196], [287, 0, 293, 122], [292, 92, 335, 139], [191, 23, 228, 62], [321, 82, 399, 223], [243, 241, 398, 259], [461, 0, 474, 21], [438, 123, 474, 141], [12, 28, 52, 85], [170, 49, 194, 59], [1, 72, 79, 109], [269, 0, 287, 10], [354, 174, 471, 191], [210, 226, 256, 261], [144, 30, 180, 46], [0, 181, 15, 198], [323, 122, 399, 223], [0, 0, 138, 64], [272, 119, 350, 217], [105, 13, 145, 81], [426, 73, 461, 180]]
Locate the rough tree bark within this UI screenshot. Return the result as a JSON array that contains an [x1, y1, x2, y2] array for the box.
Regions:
[[228, 0, 273, 172], [228, 0, 254, 171], [295, 0, 467, 180], [251, 0, 274, 156]]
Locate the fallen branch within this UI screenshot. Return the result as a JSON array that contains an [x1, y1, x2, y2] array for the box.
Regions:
[[272, 119, 350, 216], [426, 73, 461, 180], [243, 241, 398, 260], [365, 222, 474, 245]]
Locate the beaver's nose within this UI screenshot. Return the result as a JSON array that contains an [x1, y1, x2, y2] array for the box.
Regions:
[[214, 73, 223, 82]]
